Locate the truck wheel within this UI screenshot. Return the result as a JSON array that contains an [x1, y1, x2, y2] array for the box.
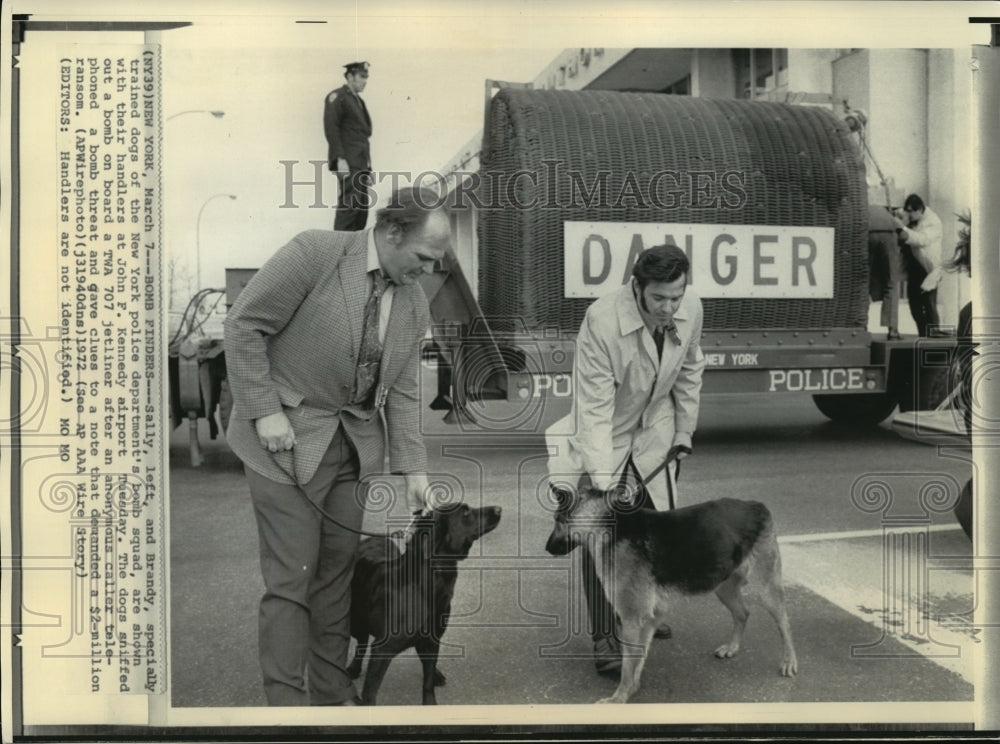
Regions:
[[452, 342, 509, 405], [812, 392, 897, 426]]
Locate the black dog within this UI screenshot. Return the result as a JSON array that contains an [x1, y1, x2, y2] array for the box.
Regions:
[[348, 503, 502, 705]]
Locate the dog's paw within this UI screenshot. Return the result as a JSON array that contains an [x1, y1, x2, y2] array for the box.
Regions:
[[595, 696, 619, 704], [780, 657, 798, 677], [713, 642, 740, 659]]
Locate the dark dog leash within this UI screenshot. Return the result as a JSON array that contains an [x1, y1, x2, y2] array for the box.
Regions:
[[639, 443, 692, 487], [283, 437, 689, 536], [609, 442, 691, 487], [270, 438, 426, 539], [299, 492, 425, 540], [607, 443, 692, 510], [279, 457, 425, 540], [643, 443, 690, 510]]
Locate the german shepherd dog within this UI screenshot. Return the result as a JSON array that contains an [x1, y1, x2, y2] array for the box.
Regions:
[[348, 503, 502, 705], [545, 486, 797, 703]]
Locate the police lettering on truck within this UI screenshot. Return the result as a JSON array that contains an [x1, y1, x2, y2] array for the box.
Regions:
[[767, 368, 868, 393]]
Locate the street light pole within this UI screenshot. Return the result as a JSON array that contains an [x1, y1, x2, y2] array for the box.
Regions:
[[164, 108, 227, 302], [196, 194, 237, 291]]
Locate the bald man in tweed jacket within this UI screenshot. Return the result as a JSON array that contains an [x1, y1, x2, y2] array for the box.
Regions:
[[225, 189, 450, 706]]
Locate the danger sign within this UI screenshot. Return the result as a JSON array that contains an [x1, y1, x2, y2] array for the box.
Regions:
[[563, 221, 835, 299]]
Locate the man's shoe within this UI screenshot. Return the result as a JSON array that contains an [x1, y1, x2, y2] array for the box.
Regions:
[[887, 330, 903, 341], [593, 637, 621, 676], [654, 624, 673, 640]]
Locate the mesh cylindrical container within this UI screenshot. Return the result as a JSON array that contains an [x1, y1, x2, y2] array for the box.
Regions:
[[476, 89, 869, 334]]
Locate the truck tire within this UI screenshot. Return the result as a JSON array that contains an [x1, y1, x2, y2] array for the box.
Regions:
[[813, 392, 897, 426], [452, 342, 511, 405]]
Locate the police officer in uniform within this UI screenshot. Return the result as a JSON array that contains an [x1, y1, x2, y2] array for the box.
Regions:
[[324, 61, 373, 231]]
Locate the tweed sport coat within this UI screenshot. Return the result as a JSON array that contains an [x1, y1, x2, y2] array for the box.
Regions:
[[224, 229, 429, 486]]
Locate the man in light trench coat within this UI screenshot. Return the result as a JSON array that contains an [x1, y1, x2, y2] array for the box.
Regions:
[[545, 244, 706, 676]]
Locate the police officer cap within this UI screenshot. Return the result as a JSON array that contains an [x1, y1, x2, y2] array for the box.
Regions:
[[344, 61, 369, 75]]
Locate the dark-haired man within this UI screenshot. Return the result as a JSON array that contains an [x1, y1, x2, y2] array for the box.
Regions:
[[894, 193, 943, 337], [545, 244, 706, 675], [324, 61, 373, 231], [225, 188, 449, 706]]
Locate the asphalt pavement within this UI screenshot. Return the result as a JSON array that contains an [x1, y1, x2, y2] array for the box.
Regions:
[[168, 373, 975, 717]]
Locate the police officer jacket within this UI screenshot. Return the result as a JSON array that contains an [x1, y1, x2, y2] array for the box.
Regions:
[[324, 84, 372, 172]]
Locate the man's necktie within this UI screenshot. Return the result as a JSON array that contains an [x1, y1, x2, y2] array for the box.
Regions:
[[353, 269, 388, 406], [653, 322, 681, 360], [664, 321, 681, 347]]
